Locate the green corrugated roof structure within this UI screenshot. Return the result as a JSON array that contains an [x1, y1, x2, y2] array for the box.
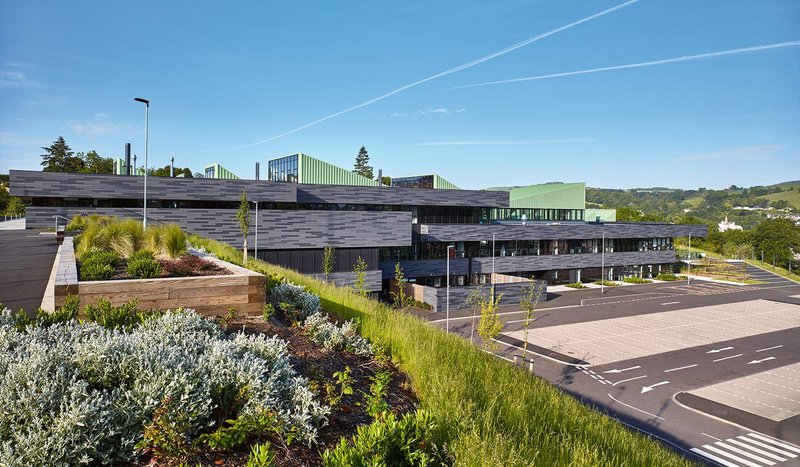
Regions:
[[391, 174, 460, 190], [297, 153, 380, 186], [204, 163, 239, 180], [433, 174, 459, 190], [585, 208, 617, 222], [509, 182, 585, 210]]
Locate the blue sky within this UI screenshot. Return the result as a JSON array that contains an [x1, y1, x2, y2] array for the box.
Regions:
[[1, 0, 798, 189]]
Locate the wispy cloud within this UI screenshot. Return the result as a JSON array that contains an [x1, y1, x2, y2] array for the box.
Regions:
[[93, 112, 110, 119], [672, 144, 785, 162], [3, 61, 36, 69], [181, 0, 638, 154], [448, 40, 800, 89], [67, 121, 136, 136], [411, 138, 595, 146], [388, 107, 466, 118], [0, 70, 34, 87]]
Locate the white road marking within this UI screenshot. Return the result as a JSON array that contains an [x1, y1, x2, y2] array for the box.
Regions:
[[641, 381, 669, 394], [748, 356, 777, 365], [611, 374, 647, 387], [707, 346, 735, 354], [660, 301, 681, 305], [714, 441, 776, 465], [748, 433, 800, 455], [702, 444, 764, 467], [713, 353, 743, 362], [664, 364, 698, 373], [727, 439, 786, 462], [701, 432, 722, 441], [690, 447, 743, 467], [757, 345, 783, 353], [738, 435, 798, 458], [607, 393, 664, 420], [603, 365, 641, 374]]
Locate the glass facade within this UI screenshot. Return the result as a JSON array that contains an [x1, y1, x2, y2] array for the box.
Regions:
[[492, 208, 584, 222], [392, 175, 434, 189], [268, 155, 299, 182]]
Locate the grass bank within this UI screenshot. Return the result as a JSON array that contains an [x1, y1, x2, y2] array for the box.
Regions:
[[192, 236, 695, 466]]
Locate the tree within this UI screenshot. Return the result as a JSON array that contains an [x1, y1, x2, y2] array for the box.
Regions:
[[4, 197, 25, 216], [466, 285, 483, 344], [379, 175, 391, 186], [352, 256, 368, 296], [390, 263, 410, 309], [41, 137, 84, 173], [81, 150, 114, 174], [519, 279, 543, 358], [149, 165, 194, 177], [323, 245, 335, 282], [750, 218, 800, 269], [235, 192, 251, 266], [353, 146, 373, 179], [477, 287, 504, 350], [0, 184, 9, 213], [616, 207, 643, 222]]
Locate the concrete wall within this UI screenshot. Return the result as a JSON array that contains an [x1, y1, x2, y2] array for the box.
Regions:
[[408, 279, 547, 312], [26, 207, 412, 249], [381, 250, 679, 279], [416, 222, 708, 241]]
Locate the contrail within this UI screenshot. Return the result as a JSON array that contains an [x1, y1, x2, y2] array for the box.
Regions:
[[191, 0, 639, 153], [448, 40, 800, 89]]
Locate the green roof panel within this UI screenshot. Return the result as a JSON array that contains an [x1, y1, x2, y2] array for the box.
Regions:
[[509, 182, 585, 210], [298, 153, 379, 186]]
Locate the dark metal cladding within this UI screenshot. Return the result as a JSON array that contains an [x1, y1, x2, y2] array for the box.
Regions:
[[415, 222, 708, 242], [297, 184, 509, 207]]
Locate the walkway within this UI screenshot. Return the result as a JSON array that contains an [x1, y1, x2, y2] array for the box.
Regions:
[[0, 230, 58, 316]]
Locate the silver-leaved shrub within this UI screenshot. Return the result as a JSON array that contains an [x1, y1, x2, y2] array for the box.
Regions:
[[0, 308, 328, 466], [302, 312, 373, 357], [271, 280, 321, 319]]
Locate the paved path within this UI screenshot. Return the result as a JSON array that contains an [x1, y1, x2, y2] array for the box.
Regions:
[[0, 230, 58, 315]]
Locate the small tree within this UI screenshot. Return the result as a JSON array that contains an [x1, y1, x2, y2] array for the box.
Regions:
[[352, 256, 368, 296], [323, 245, 335, 282], [466, 285, 483, 344], [477, 287, 504, 350], [41, 136, 84, 173], [235, 192, 251, 266], [390, 262, 410, 309], [519, 279, 543, 358], [353, 146, 373, 179]]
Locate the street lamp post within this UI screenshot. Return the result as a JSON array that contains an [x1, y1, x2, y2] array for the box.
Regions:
[[601, 232, 605, 295], [491, 233, 496, 303], [446, 244, 454, 333], [252, 200, 259, 261], [688, 233, 691, 286], [134, 98, 150, 229]]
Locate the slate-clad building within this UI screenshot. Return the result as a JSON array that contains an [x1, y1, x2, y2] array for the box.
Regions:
[[10, 161, 706, 310]]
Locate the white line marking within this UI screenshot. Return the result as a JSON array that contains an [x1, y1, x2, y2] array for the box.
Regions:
[[690, 447, 740, 467], [756, 345, 783, 353], [607, 393, 664, 420], [701, 432, 722, 441], [748, 356, 777, 365], [727, 439, 786, 462], [665, 364, 698, 373], [611, 375, 647, 387], [702, 444, 763, 467], [603, 365, 641, 374], [738, 436, 798, 458], [748, 433, 800, 454], [713, 353, 743, 362], [715, 441, 776, 465], [707, 346, 735, 354], [660, 301, 681, 305], [641, 381, 669, 394]]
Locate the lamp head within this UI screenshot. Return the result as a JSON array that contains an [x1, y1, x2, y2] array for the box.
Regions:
[[134, 97, 150, 106]]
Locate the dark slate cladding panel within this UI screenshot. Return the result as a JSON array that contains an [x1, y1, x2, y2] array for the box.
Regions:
[[308, 270, 382, 292], [27, 207, 411, 249], [297, 184, 509, 207], [416, 222, 708, 242], [380, 250, 678, 279], [10, 170, 296, 203], [423, 280, 547, 312]]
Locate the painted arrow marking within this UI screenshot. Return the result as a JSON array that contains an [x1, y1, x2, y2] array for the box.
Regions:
[[706, 346, 734, 354], [748, 357, 776, 365], [603, 366, 641, 374], [641, 381, 670, 394]]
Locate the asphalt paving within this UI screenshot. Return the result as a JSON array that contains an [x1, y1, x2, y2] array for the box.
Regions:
[[0, 229, 58, 316]]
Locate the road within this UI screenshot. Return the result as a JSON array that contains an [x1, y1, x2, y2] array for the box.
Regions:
[[432, 265, 800, 466]]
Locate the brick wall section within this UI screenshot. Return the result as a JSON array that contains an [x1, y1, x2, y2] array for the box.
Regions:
[[297, 184, 509, 207], [381, 250, 680, 279], [416, 222, 708, 241], [26, 207, 412, 249]]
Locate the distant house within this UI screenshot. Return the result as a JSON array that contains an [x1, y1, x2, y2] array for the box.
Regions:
[[718, 216, 743, 232]]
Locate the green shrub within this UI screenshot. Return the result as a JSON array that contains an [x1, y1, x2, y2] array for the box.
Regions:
[[623, 277, 652, 284], [200, 411, 283, 451], [262, 303, 275, 321], [565, 281, 587, 289], [81, 249, 120, 266], [135, 395, 194, 462], [323, 410, 440, 466], [163, 224, 187, 259], [80, 260, 115, 281], [594, 280, 618, 287], [65, 214, 88, 231], [36, 295, 80, 326], [246, 442, 276, 467], [82, 298, 161, 330], [127, 250, 163, 278], [655, 273, 678, 281]]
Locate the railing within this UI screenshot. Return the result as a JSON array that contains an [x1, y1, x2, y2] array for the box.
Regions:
[[52, 215, 71, 232], [1, 214, 25, 222]]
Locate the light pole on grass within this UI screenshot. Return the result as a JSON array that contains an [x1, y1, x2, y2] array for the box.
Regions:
[[134, 97, 150, 229], [491, 233, 496, 303], [601, 231, 605, 295], [688, 233, 691, 286], [252, 200, 259, 261], [446, 244, 454, 333]]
